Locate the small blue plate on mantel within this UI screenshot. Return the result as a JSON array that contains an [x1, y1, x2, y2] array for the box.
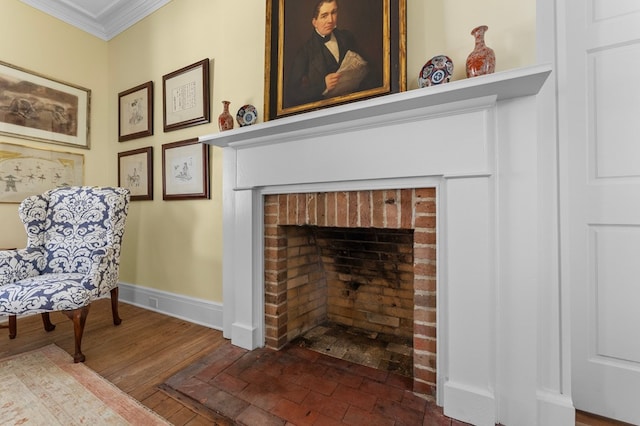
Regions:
[[418, 55, 454, 87], [236, 104, 258, 127]]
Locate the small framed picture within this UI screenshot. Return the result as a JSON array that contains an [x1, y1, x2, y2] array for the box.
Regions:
[[118, 81, 153, 142], [162, 59, 210, 132], [118, 147, 153, 201], [162, 138, 210, 200]]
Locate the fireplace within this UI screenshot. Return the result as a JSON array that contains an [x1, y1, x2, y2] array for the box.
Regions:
[[264, 189, 437, 396], [200, 65, 559, 426]]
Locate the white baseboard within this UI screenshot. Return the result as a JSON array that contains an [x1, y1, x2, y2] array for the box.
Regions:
[[443, 380, 496, 426], [231, 321, 261, 350], [537, 390, 575, 426], [117, 281, 224, 331]]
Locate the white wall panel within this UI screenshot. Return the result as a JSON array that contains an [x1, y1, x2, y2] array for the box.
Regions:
[[588, 1, 640, 49], [590, 43, 640, 179], [591, 225, 640, 363], [592, 0, 640, 22]]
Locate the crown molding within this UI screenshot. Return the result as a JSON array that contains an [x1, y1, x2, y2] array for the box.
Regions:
[[20, 0, 172, 41]]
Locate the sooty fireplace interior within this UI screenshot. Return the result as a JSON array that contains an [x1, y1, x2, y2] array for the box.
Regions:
[[264, 189, 437, 397]]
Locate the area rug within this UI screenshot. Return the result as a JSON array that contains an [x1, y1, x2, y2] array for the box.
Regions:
[[0, 344, 170, 425]]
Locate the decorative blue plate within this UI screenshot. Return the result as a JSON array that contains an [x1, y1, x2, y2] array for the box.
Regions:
[[236, 104, 258, 127], [418, 55, 454, 88]]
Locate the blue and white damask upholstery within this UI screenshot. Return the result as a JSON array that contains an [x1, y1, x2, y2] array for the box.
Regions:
[[0, 186, 130, 362]]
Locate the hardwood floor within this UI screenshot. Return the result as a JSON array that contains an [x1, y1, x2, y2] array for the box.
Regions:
[[0, 298, 227, 425], [0, 298, 628, 425], [576, 411, 635, 426]]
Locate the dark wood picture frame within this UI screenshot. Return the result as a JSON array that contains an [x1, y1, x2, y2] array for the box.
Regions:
[[162, 59, 210, 132], [0, 60, 91, 149], [264, 0, 406, 121], [118, 147, 153, 201], [118, 81, 153, 142], [162, 138, 210, 200]]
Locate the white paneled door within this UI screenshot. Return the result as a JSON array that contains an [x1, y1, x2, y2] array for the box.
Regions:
[[561, 0, 640, 423]]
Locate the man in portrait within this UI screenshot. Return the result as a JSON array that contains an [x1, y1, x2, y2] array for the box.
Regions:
[[283, 0, 374, 109]]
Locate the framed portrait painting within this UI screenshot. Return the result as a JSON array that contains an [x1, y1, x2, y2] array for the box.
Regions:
[[264, 0, 406, 121], [118, 147, 153, 201], [118, 81, 153, 142], [0, 61, 90, 148], [161, 138, 210, 200]]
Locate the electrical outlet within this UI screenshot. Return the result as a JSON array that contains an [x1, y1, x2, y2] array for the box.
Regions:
[[148, 297, 158, 309]]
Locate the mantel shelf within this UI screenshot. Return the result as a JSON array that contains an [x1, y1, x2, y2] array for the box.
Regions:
[[199, 64, 552, 148]]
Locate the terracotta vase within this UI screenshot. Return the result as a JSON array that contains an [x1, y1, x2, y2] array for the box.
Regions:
[[465, 25, 496, 78], [218, 100, 234, 131]]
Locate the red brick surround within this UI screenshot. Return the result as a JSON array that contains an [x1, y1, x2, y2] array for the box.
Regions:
[[264, 188, 437, 397]]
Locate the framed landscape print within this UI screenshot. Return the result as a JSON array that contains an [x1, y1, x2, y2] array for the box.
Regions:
[[264, 0, 406, 121], [161, 138, 209, 200], [118, 81, 153, 142], [0, 61, 91, 148], [162, 59, 210, 132], [0, 142, 84, 203], [118, 147, 153, 201]]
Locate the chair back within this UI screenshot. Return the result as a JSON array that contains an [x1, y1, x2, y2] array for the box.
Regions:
[[19, 186, 130, 275]]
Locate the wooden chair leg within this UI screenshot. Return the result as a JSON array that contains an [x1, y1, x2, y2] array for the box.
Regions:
[[41, 313, 56, 332], [63, 305, 90, 363], [110, 287, 122, 326], [8, 315, 16, 339]]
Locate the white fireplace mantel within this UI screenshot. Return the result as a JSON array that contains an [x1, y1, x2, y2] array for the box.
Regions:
[[200, 64, 574, 426], [199, 64, 551, 149]]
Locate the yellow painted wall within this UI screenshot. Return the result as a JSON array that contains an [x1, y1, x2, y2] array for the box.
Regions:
[[0, 0, 109, 244], [0, 0, 535, 303], [408, 0, 536, 86]]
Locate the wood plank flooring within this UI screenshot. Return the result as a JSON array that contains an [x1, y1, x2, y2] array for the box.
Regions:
[[0, 298, 228, 425], [0, 298, 627, 425]]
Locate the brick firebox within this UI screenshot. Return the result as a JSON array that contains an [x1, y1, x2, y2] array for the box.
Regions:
[[264, 188, 437, 397]]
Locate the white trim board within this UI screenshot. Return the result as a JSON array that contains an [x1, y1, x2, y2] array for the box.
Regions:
[[118, 281, 223, 331]]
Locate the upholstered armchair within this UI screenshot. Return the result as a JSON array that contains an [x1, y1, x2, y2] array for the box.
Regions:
[[0, 186, 130, 362]]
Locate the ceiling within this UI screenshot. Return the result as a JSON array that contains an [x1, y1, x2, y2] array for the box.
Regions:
[[20, 0, 172, 41]]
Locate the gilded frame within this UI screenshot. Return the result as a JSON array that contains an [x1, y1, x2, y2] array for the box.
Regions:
[[264, 0, 406, 121]]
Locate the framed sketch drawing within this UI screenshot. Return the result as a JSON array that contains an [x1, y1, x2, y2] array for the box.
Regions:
[[264, 0, 406, 120], [162, 59, 210, 132], [118, 147, 153, 201], [118, 81, 153, 142], [0, 142, 84, 203], [162, 138, 209, 200], [0, 61, 91, 148]]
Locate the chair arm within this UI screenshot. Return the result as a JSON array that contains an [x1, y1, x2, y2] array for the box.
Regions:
[[0, 248, 45, 285], [81, 246, 120, 297]]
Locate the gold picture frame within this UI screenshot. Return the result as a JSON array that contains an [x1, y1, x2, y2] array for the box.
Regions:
[[264, 0, 406, 121]]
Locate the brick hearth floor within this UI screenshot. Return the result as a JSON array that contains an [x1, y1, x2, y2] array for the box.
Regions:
[[294, 323, 414, 379], [161, 331, 466, 426]]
